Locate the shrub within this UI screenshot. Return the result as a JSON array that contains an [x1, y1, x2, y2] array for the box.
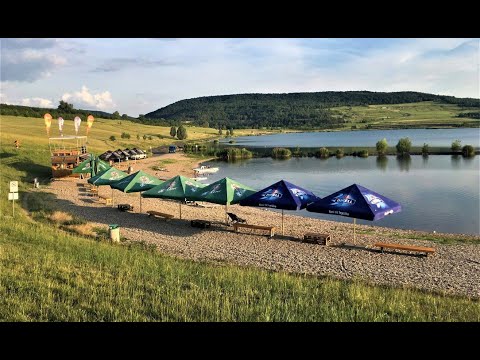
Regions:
[[358, 149, 369, 158], [335, 148, 344, 158], [170, 126, 177, 138], [271, 147, 292, 159], [121, 132, 131, 139], [293, 146, 303, 157], [451, 139, 462, 152], [376, 138, 388, 156], [109, 135, 116, 141], [422, 143, 429, 156], [177, 125, 188, 140], [316, 147, 330, 158], [462, 145, 475, 157], [396, 137, 412, 155]]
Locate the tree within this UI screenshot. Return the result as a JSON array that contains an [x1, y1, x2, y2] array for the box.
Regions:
[[451, 139, 462, 152], [226, 129, 230, 136], [113, 111, 120, 119], [422, 143, 429, 156], [170, 126, 177, 138], [229, 128, 234, 136], [176, 125, 188, 140], [462, 145, 475, 157], [58, 100, 74, 112], [109, 135, 116, 141], [396, 137, 411, 156], [122, 114, 129, 119], [143, 134, 147, 140], [376, 138, 388, 156], [218, 128, 223, 135], [136, 134, 140, 140]]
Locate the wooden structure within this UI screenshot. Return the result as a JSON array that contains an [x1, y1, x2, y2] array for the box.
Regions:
[[374, 242, 435, 257], [233, 223, 275, 237], [303, 232, 331, 245], [49, 136, 89, 178], [147, 210, 175, 220]]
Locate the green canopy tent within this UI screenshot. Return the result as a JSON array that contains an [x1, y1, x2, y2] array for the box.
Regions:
[[142, 175, 205, 219], [88, 167, 128, 206], [72, 154, 111, 178], [72, 156, 94, 176], [95, 158, 111, 173], [190, 177, 256, 224], [110, 170, 163, 213]]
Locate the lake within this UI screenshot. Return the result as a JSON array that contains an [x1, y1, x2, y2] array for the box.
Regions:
[[203, 155, 480, 235], [220, 128, 480, 148]]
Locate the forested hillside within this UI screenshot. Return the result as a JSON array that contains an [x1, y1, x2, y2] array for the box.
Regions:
[[144, 91, 480, 129]]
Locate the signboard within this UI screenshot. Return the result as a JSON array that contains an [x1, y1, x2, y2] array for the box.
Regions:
[[8, 192, 19, 200], [10, 181, 18, 193]]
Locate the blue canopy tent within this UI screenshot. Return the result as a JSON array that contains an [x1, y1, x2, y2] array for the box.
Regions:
[[239, 180, 319, 235], [306, 183, 401, 244]]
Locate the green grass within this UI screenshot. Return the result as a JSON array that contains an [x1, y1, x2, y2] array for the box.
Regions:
[[1, 116, 480, 321], [330, 101, 480, 130]]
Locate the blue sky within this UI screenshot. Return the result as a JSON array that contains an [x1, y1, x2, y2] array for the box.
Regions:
[[1, 38, 478, 117]]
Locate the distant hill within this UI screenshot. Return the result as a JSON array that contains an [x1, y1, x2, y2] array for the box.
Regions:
[[144, 91, 480, 129], [0, 103, 136, 121]]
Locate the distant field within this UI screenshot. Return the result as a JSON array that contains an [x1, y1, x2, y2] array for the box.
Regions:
[[0, 115, 277, 156], [330, 101, 480, 129]]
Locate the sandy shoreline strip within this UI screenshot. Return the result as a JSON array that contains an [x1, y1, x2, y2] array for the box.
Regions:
[[44, 152, 480, 299]]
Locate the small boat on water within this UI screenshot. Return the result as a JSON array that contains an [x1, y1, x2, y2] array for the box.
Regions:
[[193, 176, 208, 181], [193, 165, 219, 174]]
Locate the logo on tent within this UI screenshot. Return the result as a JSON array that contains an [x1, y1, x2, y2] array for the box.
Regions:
[[291, 188, 308, 200], [260, 188, 283, 201], [109, 171, 120, 180], [331, 193, 356, 206], [203, 183, 222, 195], [364, 194, 388, 209], [231, 183, 245, 197], [139, 176, 154, 187]]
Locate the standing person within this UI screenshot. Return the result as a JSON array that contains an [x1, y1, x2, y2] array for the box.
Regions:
[[14, 140, 19, 149]]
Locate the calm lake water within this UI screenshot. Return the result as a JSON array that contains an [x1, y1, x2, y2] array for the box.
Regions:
[[220, 128, 480, 148], [203, 156, 480, 235]]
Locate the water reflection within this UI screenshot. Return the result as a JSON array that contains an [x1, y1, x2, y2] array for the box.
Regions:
[[422, 154, 429, 166], [451, 155, 462, 169], [396, 155, 411, 172], [376, 156, 388, 171]]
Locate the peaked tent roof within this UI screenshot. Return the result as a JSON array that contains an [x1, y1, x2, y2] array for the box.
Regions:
[[72, 157, 93, 174], [142, 175, 205, 200], [95, 158, 111, 173], [110, 170, 163, 193], [190, 177, 256, 205], [239, 180, 319, 210], [306, 183, 401, 221], [87, 167, 128, 185]]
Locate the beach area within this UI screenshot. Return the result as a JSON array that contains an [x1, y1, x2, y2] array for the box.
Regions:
[[38, 152, 480, 299]]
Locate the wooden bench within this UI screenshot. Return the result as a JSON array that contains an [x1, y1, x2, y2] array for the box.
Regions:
[[374, 242, 435, 257], [98, 195, 113, 205], [233, 223, 275, 238], [303, 232, 331, 245], [147, 210, 174, 220], [87, 188, 98, 197]]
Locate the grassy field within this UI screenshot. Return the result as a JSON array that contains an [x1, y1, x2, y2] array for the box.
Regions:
[[330, 101, 480, 129], [1, 115, 480, 321]]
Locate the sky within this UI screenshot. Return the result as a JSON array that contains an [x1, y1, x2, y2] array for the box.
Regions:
[[1, 38, 479, 117]]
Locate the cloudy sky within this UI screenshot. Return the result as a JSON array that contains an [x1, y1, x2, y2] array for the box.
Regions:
[[1, 38, 478, 117]]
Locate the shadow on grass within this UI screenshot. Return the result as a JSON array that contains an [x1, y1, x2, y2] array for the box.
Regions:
[[7, 160, 52, 183], [0, 151, 18, 160]]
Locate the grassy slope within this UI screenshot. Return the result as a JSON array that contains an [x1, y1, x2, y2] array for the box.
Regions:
[[1, 115, 479, 321], [330, 102, 480, 129]]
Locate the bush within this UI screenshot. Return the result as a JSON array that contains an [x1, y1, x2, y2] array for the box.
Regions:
[[462, 145, 475, 157], [316, 147, 330, 158], [271, 148, 292, 159], [376, 138, 388, 156], [170, 126, 177, 138], [109, 135, 116, 141], [335, 148, 344, 158], [358, 149, 369, 158], [121, 132, 131, 139], [177, 125, 188, 140], [143, 134, 147, 140], [293, 146, 303, 157], [219, 148, 252, 160], [422, 143, 429, 156], [451, 139, 462, 152], [396, 137, 412, 155]]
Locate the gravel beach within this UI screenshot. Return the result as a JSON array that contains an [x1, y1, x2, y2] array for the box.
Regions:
[[42, 153, 480, 299]]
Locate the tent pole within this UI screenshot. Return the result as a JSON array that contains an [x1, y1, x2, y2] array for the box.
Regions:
[[282, 209, 284, 236], [139, 192, 142, 213], [179, 202, 182, 219], [111, 188, 114, 207], [225, 204, 228, 225], [353, 218, 356, 245]]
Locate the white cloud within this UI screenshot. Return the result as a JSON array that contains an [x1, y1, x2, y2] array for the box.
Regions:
[[62, 86, 115, 111], [20, 97, 53, 108]]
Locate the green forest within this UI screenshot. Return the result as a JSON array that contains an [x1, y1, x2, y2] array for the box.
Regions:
[[144, 91, 480, 129]]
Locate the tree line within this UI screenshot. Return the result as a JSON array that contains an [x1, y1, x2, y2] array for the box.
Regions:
[[144, 91, 480, 129]]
